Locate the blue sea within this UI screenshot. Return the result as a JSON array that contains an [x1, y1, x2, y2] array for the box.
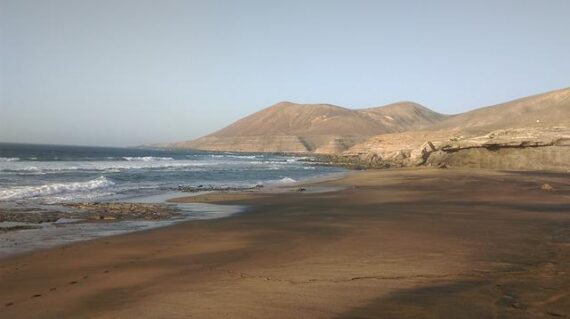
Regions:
[[0, 143, 343, 204], [0, 143, 345, 256]]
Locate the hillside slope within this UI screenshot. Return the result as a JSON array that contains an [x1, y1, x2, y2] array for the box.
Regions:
[[342, 87, 570, 170], [430, 87, 570, 134], [172, 101, 447, 153]]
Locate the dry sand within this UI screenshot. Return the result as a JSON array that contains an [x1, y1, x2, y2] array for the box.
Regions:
[[0, 168, 569, 318]]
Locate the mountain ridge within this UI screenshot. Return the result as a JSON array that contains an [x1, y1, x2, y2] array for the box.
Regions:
[[340, 87, 570, 170], [429, 87, 570, 134], [163, 87, 569, 158], [170, 101, 448, 153]]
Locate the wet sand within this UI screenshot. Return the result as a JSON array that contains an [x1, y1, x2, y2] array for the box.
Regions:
[[0, 168, 569, 318]]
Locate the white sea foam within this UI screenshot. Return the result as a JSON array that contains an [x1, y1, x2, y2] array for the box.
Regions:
[[0, 157, 19, 162], [277, 177, 297, 183], [0, 160, 217, 174], [256, 177, 299, 186], [0, 157, 303, 174], [0, 176, 115, 200], [123, 156, 174, 161], [210, 154, 258, 159]]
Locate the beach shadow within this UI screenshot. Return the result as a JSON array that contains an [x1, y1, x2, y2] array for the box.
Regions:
[[335, 279, 501, 319]]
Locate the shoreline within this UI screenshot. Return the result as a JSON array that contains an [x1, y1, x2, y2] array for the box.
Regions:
[[167, 170, 350, 204], [0, 171, 349, 258], [0, 168, 568, 318]]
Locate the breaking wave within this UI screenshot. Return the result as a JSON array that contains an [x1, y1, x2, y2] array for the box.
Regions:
[[123, 157, 174, 161], [0, 161, 217, 173], [209, 154, 259, 159], [257, 177, 297, 185], [0, 157, 19, 162], [0, 176, 115, 200], [277, 177, 297, 183]]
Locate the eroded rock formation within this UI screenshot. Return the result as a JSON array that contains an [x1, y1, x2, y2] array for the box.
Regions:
[[339, 127, 570, 170]]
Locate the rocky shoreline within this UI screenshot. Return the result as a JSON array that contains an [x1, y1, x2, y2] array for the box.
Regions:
[[62, 202, 179, 220], [177, 184, 264, 193], [0, 210, 72, 224], [0, 202, 179, 232], [325, 127, 570, 171]]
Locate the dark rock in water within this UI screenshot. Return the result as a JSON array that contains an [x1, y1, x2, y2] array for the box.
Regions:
[[0, 210, 72, 224], [62, 202, 179, 220], [177, 184, 263, 193], [0, 225, 39, 232], [0, 202, 180, 232], [297, 187, 307, 192]]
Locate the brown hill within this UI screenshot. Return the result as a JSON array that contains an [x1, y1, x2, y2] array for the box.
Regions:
[[342, 87, 570, 170], [172, 101, 447, 153], [430, 87, 570, 134]]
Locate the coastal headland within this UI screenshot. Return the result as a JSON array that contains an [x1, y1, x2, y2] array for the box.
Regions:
[[1, 168, 568, 318]]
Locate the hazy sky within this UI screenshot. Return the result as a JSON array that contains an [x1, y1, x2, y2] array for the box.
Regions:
[[1, 0, 569, 147]]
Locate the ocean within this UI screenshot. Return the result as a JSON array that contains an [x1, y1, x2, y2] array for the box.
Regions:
[[0, 143, 344, 204], [0, 143, 345, 256]]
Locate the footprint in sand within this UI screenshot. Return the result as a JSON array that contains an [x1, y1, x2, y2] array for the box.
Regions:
[[68, 281, 78, 285], [5, 302, 14, 307], [31, 294, 42, 298]]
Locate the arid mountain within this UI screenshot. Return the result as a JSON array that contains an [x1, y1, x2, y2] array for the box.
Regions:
[[210, 101, 446, 137], [342, 87, 570, 171], [171, 101, 447, 153], [430, 87, 570, 134], [164, 87, 569, 170]]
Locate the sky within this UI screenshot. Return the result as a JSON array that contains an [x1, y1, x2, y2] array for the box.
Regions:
[[1, 0, 569, 147]]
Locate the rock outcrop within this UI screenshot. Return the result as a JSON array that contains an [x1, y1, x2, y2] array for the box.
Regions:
[[62, 202, 178, 220], [331, 88, 570, 171], [0, 203, 180, 233], [339, 127, 570, 171]]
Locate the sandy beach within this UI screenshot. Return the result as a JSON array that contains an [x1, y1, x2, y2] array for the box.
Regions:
[[0, 168, 569, 318]]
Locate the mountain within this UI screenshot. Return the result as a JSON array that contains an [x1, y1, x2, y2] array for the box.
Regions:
[[162, 87, 569, 169], [171, 101, 448, 153], [429, 87, 570, 134], [342, 87, 570, 170]]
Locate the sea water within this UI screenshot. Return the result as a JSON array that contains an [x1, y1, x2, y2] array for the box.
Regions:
[[0, 143, 344, 204], [0, 143, 345, 256]]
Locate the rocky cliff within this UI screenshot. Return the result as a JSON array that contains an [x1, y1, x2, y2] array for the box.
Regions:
[[337, 127, 570, 171], [332, 88, 570, 171]]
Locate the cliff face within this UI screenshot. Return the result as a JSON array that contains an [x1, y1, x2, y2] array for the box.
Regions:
[[336, 88, 570, 170], [169, 101, 448, 154], [339, 127, 570, 171]]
